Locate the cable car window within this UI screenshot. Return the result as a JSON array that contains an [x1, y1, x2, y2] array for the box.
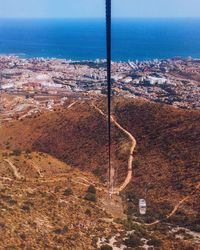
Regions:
[[0, 1, 199, 249]]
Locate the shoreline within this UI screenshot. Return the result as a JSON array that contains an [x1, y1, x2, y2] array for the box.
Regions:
[[0, 54, 200, 63]]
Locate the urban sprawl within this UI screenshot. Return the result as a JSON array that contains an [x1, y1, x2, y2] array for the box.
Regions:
[[0, 55, 200, 123]]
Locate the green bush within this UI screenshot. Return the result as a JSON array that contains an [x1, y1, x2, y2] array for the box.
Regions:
[[126, 203, 137, 216], [8, 199, 17, 206], [53, 226, 68, 235], [84, 185, 97, 202], [148, 237, 162, 247], [85, 209, 91, 216], [124, 234, 142, 247], [63, 188, 73, 196], [21, 201, 34, 212], [131, 223, 149, 238], [100, 245, 113, 250], [87, 185, 96, 194], [84, 193, 96, 202], [12, 149, 22, 156]]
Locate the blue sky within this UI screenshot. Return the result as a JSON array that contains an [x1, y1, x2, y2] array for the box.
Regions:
[[0, 0, 199, 18]]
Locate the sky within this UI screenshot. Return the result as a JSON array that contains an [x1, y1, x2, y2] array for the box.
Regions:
[[0, 0, 200, 18]]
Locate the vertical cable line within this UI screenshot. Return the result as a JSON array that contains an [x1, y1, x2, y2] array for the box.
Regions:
[[106, 0, 112, 191]]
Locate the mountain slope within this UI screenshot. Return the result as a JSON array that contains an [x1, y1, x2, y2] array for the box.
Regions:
[[0, 98, 199, 233], [0, 150, 124, 249]]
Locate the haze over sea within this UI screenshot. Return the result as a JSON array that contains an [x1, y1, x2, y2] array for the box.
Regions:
[[0, 18, 200, 61]]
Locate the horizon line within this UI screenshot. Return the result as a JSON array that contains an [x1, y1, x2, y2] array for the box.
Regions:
[[0, 16, 200, 19]]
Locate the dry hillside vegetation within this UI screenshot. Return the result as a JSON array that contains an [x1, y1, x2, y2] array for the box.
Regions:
[[0, 150, 123, 249], [0, 97, 199, 249]]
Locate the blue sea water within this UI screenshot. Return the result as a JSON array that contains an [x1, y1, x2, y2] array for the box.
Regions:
[[0, 18, 200, 61]]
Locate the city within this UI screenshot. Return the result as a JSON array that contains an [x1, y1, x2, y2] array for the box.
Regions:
[[1, 56, 200, 124]]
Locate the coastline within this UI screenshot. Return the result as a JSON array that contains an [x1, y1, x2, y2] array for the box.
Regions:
[[0, 53, 200, 63]]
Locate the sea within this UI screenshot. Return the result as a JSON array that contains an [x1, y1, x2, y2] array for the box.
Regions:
[[0, 18, 200, 61]]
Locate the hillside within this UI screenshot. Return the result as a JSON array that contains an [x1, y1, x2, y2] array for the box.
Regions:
[[113, 98, 200, 230], [0, 97, 200, 249], [0, 150, 125, 249], [0, 150, 199, 249]]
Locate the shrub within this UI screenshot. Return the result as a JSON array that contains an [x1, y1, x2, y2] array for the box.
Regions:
[[148, 237, 162, 247], [100, 245, 113, 250], [12, 149, 22, 156], [53, 226, 68, 235], [124, 234, 142, 248], [87, 185, 96, 194], [85, 209, 91, 216], [8, 199, 17, 206], [126, 203, 137, 216], [21, 205, 30, 211], [63, 188, 73, 196], [130, 223, 149, 238], [84, 185, 97, 202], [84, 193, 96, 202], [21, 201, 34, 212]]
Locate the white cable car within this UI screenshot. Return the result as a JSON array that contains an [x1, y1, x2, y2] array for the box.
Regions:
[[139, 199, 147, 215]]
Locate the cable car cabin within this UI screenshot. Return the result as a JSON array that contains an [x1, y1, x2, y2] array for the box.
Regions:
[[139, 199, 147, 215]]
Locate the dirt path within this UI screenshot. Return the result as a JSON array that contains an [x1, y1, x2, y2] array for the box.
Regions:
[[92, 103, 136, 194], [18, 107, 38, 120], [4, 159, 23, 180], [111, 115, 136, 194], [92, 103, 200, 226], [67, 101, 77, 109], [166, 182, 200, 219], [145, 182, 200, 226], [30, 160, 44, 178], [0, 176, 13, 181]]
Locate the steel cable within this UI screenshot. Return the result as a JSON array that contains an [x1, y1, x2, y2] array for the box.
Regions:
[[106, 0, 112, 191]]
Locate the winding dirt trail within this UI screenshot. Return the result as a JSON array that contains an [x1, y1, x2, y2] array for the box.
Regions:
[[144, 182, 200, 226], [92, 103, 200, 226], [92, 103, 136, 194], [4, 159, 23, 180]]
